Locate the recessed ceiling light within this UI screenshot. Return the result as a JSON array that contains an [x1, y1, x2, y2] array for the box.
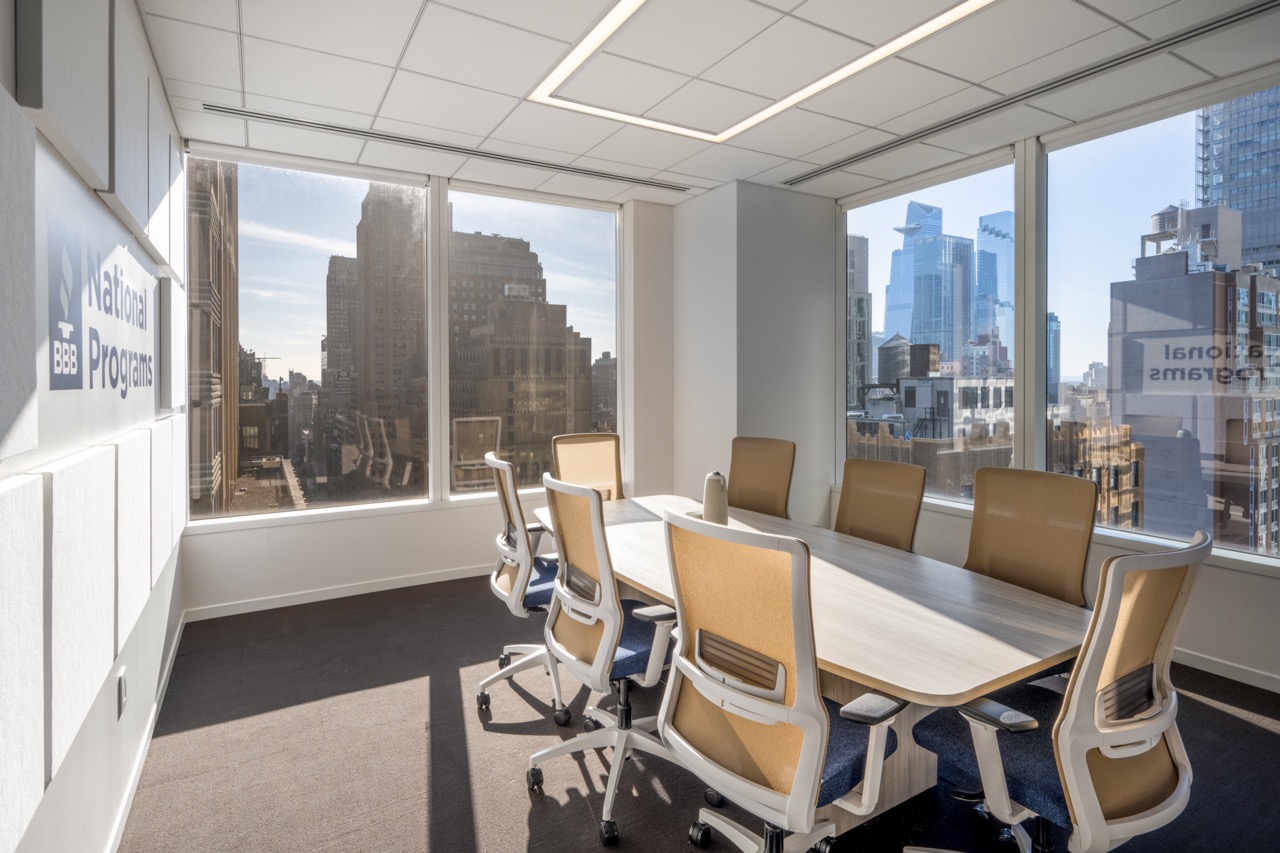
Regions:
[[529, 0, 1001, 143]]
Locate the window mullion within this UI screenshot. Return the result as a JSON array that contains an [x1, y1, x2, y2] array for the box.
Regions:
[[428, 176, 451, 501], [1014, 136, 1048, 471]]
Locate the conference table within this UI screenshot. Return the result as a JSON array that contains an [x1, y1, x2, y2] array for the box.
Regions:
[[534, 494, 1092, 829]]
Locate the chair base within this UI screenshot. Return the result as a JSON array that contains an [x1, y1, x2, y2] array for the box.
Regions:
[[692, 809, 836, 853], [476, 644, 564, 713]]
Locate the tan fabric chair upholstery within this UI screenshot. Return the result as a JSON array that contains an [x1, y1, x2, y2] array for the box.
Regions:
[[475, 453, 565, 719], [965, 468, 1099, 606], [727, 436, 796, 519], [834, 458, 926, 551], [452, 416, 500, 492], [551, 432, 623, 500], [909, 531, 1211, 853], [657, 512, 901, 853]]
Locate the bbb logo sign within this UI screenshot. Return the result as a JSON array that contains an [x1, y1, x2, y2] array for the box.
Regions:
[[48, 214, 83, 390]]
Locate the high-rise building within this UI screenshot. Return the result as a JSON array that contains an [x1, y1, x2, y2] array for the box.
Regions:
[[451, 284, 592, 486], [911, 232, 974, 364], [846, 235, 871, 408], [883, 201, 941, 341], [1047, 311, 1061, 404], [187, 159, 238, 517], [321, 256, 358, 478], [975, 211, 1014, 367], [449, 229, 546, 344], [592, 351, 617, 432], [1197, 86, 1280, 275]]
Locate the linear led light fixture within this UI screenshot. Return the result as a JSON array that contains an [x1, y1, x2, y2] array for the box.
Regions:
[[529, 0, 1000, 143]]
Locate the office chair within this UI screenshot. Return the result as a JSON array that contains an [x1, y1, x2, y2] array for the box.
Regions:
[[727, 436, 796, 519], [526, 475, 677, 847], [552, 432, 624, 500], [833, 458, 927, 551], [658, 511, 905, 853], [475, 453, 566, 721], [910, 531, 1211, 853], [967, 468, 1099, 606]]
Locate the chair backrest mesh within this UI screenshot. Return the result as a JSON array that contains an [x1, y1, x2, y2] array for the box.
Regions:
[[552, 433, 624, 500], [834, 458, 926, 551], [544, 482, 617, 671], [727, 436, 796, 519], [966, 467, 1098, 605], [666, 521, 815, 797], [487, 454, 525, 598]]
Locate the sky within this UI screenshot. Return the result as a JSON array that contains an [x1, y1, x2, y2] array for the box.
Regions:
[[234, 167, 618, 384], [846, 111, 1196, 381]]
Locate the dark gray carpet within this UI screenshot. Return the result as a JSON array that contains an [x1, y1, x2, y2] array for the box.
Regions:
[[118, 578, 1280, 852]]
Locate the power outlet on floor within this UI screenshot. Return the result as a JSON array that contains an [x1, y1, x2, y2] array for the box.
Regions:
[[116, 667, 128, 719]]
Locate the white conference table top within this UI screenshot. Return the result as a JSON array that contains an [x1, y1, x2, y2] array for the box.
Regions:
[[535, 494, 1092, 707]]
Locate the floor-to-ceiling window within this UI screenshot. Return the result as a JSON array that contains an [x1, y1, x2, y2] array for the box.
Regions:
[[843, 164, 1014, 500]]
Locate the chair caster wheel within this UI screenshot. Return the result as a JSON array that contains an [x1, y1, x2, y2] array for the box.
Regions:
[[599, 819, 619, 846], [476, 691, 490, 711], [583, 717, 601, 732], [688, 821, 712, 848], [811, 837, 837, 853], [705, 788, 726, 807], [526, 767, 543, 790], [554, 708, 572, 727], [498, 652, 512, 668]]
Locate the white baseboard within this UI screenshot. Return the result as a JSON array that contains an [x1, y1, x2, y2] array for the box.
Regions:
[[182, 564, 492, 623], [1174, 647, 1280, 694]]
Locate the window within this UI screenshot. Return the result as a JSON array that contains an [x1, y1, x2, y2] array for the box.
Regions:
[[844, 166, 1014, 498], [1047, 83, 1280, 556], [187, 160, 429, 518], [447, 191, 617, 494]]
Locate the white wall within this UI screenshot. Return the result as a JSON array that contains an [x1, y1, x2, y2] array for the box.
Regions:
[[622, 200, 675, 497], [1, 0, 14, 95]]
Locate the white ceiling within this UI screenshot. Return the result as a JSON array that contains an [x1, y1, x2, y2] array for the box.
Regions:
[[141, 0, 1280, 205]]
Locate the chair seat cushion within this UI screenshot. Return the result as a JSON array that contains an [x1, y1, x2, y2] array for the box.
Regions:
[[912, 682, 1070, 828], [818, 697, 899, 807], [521, 556, 559, 610], [610, 599, 673, 680]]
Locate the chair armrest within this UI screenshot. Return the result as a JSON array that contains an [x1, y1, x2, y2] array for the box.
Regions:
[[840, 692, 909, 725], [958, 697, 1038, 733], [632, 604, 677, 624]]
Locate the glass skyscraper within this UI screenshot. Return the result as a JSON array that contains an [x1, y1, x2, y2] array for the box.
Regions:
[[883, 201, 941, 342], [976, 210, 1015, 355], [1198, 85, 1280, 275]]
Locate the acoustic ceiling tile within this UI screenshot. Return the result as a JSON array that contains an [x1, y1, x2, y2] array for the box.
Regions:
[[878, 85, 1002, 136], [605, 0, 781, 77], [379, 71, 519, 138], [434, 0, 615, 42], [792, 0, 958, 47], [241, 0, 424, 65], [1172, 8, 1280, 77], [730, 108, 868, 160], [700, 16, 870, 101], [571, 155, 660, 180], [478, 137, 581, 166], [402, 4, 569, 97], [146, 16, 241, 91], [244, 95, 375, 131], [667, 144, 788, 182], [803, 58, 970, 128], [537, 172, 633, 201], [924, 104, 1071, 155], [452, 157, 559, 191], [786, 169, 885, 199], [358, 140, 468, 177], [248, 122, 366, 162], [982, 25, 1147, 96], [173, 108, 247, 147], [144, 0, 238, 31], [845, 141, 969, 181], [242, 37, 393, 116], [1127, 0, 1260, 40], [644, 79, 772, 135], [488, 101, 624, 156], [585, 125, 713, 171], [556, 52, 691, 116], [1028, 53, 1213, 122], [801, 125, 898, 167], [900, 0, 1116, 84], [371, 116, 486, 150]]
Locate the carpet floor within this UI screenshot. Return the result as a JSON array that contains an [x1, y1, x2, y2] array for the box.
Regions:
[[118, 577, 1280, 852]]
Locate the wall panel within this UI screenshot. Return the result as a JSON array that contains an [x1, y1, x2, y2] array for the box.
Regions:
[[148, 417, 172, 586], [0, 86, 37, 462], [100, 0, 151, 234], [0, 475, 45, 853], [37, 445, 116, 777], [107, 429, 151, 653]]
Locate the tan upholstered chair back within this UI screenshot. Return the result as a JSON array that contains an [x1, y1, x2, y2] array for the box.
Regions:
[[552, 433, 624, 500], [965, 468, 1098, 606], [1052, 532, 1210, 852], [453, 416, 501, 491], [834, 458, 926, 551], [486, 453, 538, 616], [542, 475, 623, 693], [658, 512, 827, 832], [727, 436, 796, 519]]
